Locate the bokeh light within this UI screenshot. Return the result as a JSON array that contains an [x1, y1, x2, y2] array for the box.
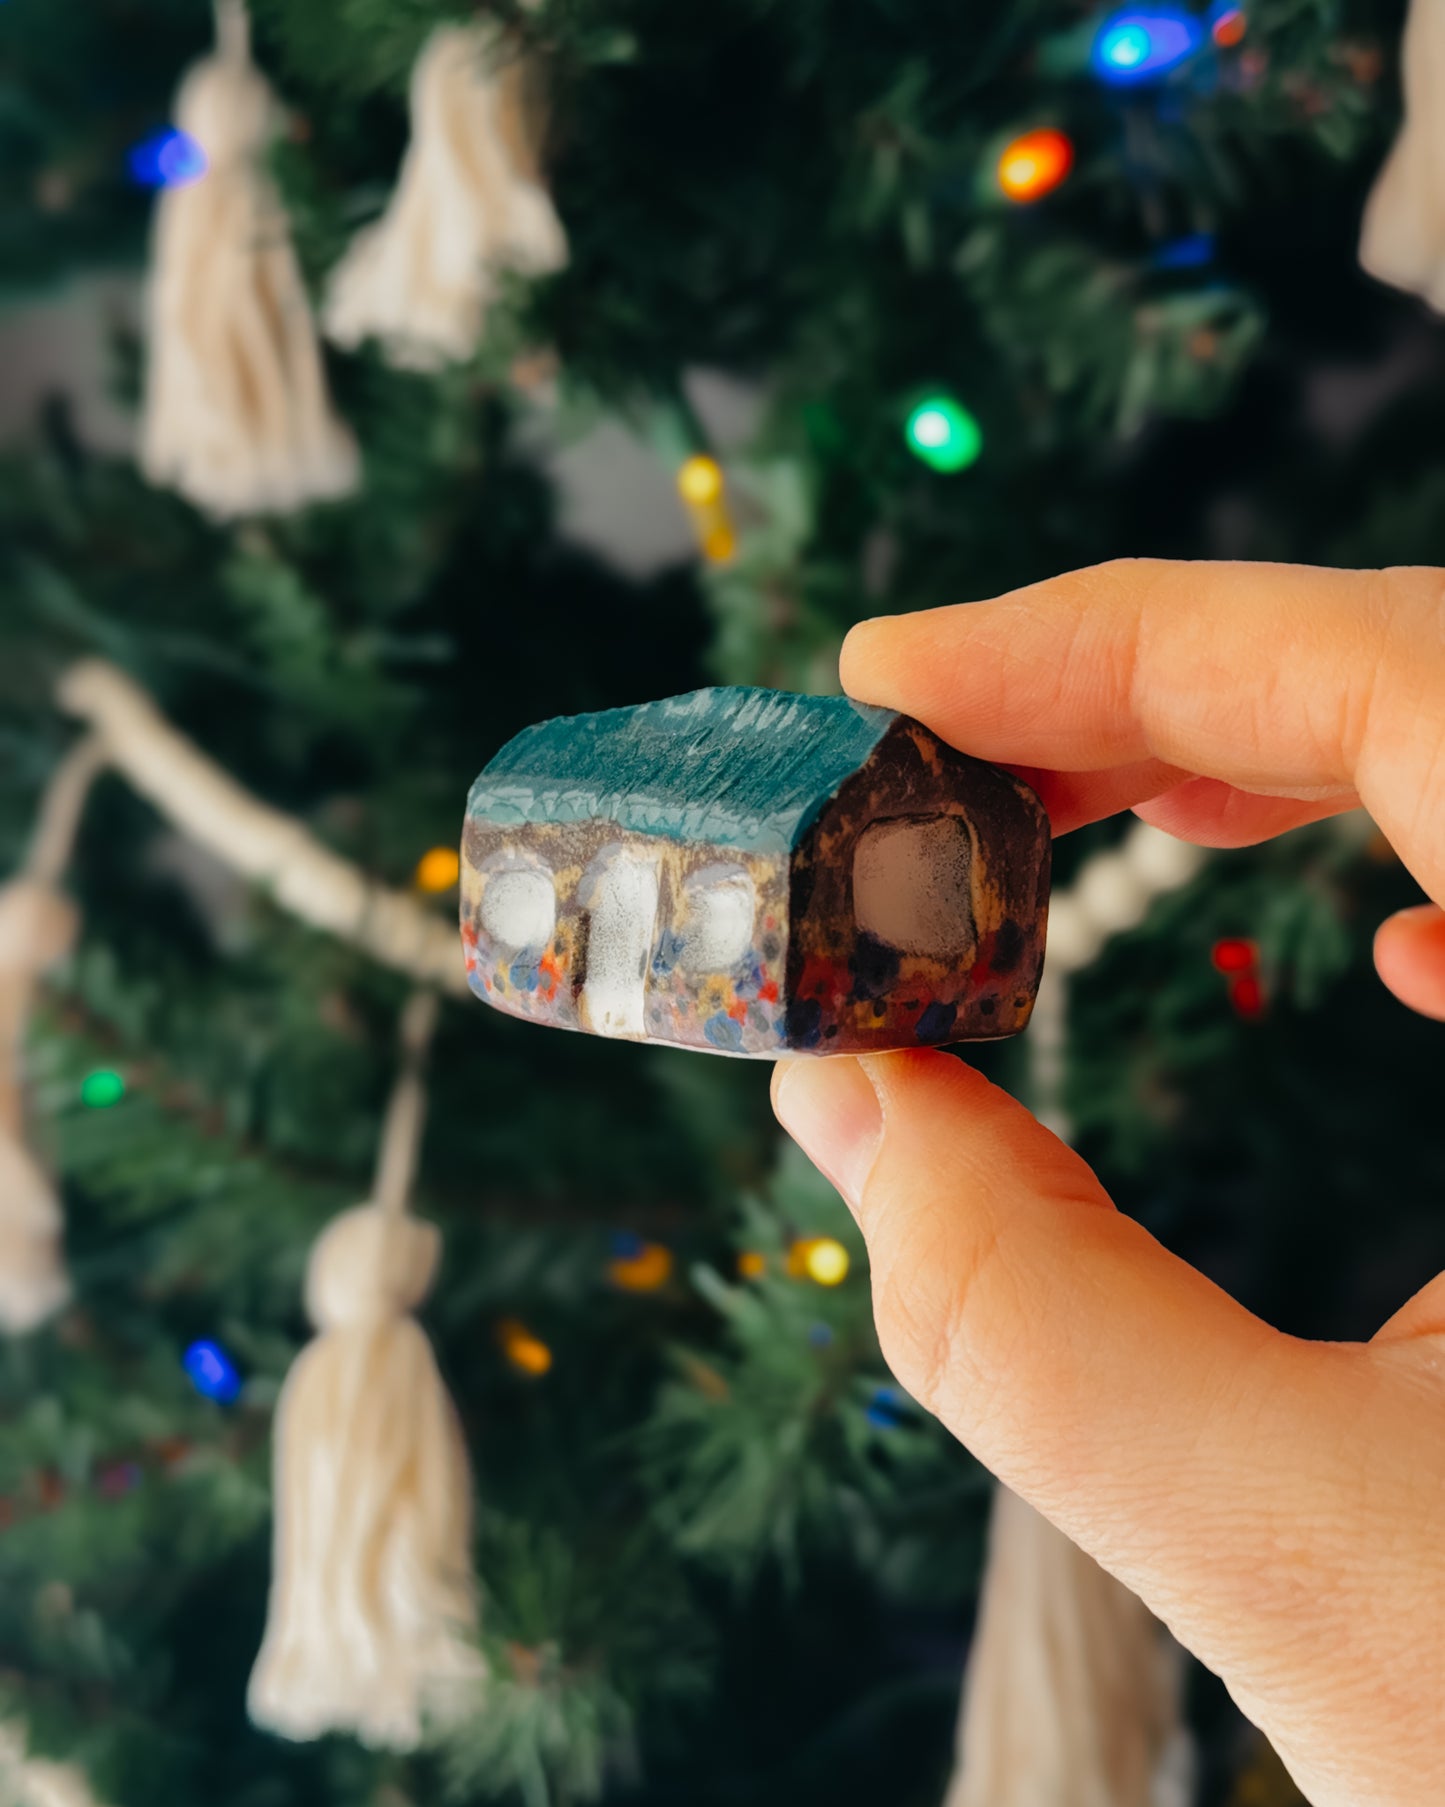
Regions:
[[127, 127, 208, 190], [904, 395, 983, 473], [1092, 8, 1204, 83], [80, 1069, 125, 1109], [183, 1339, 242, 1405]]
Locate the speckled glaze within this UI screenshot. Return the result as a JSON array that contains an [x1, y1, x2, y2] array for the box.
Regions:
[[784, 719, 1050, 1052], [461, 817, 792, 1055]]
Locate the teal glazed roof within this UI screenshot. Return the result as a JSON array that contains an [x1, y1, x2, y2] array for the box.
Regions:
[[467, 688, 897, 854]]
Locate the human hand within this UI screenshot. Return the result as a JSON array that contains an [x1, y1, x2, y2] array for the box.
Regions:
[[771, 562, 1445, 1807]]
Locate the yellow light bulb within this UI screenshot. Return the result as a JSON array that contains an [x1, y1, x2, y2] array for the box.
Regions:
[[677, 455, 723, 506], [415, 846, 460, 893], [790, 1236, 851, 1287], [737, 1250, 767, 1280]]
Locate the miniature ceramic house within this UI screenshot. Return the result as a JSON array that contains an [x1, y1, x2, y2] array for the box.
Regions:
[[461, 687, 1050, 1057]]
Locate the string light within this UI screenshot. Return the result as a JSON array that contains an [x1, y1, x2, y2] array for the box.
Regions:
[[127, 127, 208, 190], [498, 1318, 553, 1376], [865, 1385, 911, 1430], [1092, 8, 1204, 84], [737, 1250, 767, 1280], [98, 1461, 142, 1498], [1154, 232, 1216, 269], [414, 846, 460, 893], [182, 1339, 242, 1405], [787, 1236, 851, 1287], [607, 1235, 674, 1292], [677, 456, 724, 506], [1211, 938, 1266, 1018], [904, 395, 983, 474], [1229, 974, 1264, 1018], [80, 1069, 125, 1109], [676, 454, 737, 565], [1210, 4, 1246, 47], [701, 522, 737, 564], [997, 128, 1074, 204]]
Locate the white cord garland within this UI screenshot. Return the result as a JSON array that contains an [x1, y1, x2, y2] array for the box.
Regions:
[[56, 660, 466, 996], [945, 821, 1206, 1807]]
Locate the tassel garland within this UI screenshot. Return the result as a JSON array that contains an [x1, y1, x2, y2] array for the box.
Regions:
[[141, 0, 358, 517], [324, 23, 567, 370], [248, 991, 483, 1749], [1359, 0, 1445, 309], [941, 825, 1205, 1806], [0, 737, 106, 1334]]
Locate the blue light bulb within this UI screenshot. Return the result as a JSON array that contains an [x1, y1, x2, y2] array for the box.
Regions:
[[1093, 8, 1205, 84], [1154, 232, 1217, 269], [1107, 23, 1151, 67], [865, 1385, 911, 1430], [183, 1338, 242, 1405], [128, 127, 208, 191]]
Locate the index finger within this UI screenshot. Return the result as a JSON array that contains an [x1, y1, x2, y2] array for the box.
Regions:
[[840, 559, 1445, 904]]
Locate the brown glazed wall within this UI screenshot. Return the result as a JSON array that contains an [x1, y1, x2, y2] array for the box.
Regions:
[[784, 720, 1050, 1054]]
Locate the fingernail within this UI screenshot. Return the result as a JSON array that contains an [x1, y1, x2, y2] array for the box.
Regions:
[[772, 1057, 884, 1210]]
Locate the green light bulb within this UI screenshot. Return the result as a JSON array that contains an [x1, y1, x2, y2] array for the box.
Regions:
[[81, 1069, 125, 1109], [904, 396, 983, 473]]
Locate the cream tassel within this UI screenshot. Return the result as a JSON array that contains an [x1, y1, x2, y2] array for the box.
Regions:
[[0, 1723, 108, 1807], [248, 990, 483, 1749], [942, 824, 1206, 1806], [141, 0, 359, 517], [0, 736, 106, 1334], [324, 23, 567, 371], [945, 1489, 1191, 1807], [1359, 0, 1445, 310]]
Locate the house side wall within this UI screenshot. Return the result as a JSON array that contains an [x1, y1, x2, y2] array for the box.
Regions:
[[785, 722, 1050, 1052], [461, 816, 790, 1054]]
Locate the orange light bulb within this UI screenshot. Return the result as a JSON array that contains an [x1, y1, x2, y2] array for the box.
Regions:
[[607, 1241, 675, 1292], [498, 1318, 553, 1376], [997, 128, 1074, 205], [415, 846, 460, 893]]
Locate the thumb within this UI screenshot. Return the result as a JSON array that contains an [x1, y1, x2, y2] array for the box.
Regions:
[[1374, 903, 1445, 1021], [770, 1050, 1370, 1670]]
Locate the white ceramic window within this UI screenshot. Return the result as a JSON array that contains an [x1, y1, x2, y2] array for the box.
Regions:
[[853, 816, 975, 959], [480, 865, 556, 951], [679, 865, 756, 973]]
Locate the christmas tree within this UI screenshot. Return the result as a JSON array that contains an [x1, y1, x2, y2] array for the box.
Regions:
[[1, 2, 1441, 1804]]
